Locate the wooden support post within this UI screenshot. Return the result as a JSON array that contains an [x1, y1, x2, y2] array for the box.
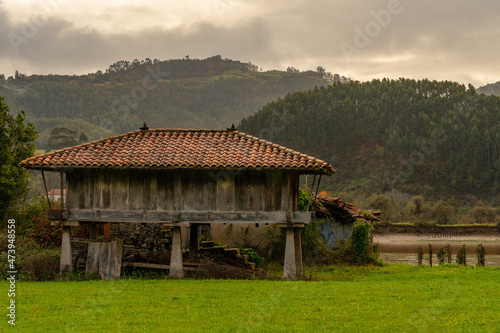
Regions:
[[283, 228, 297, 280], [189, 223, 199, 259], [60, 170, 64, 210], [88, 223, 97, 240], [60, 226, 72, 276], [41, 170, 51, 209], [169, 226, 184, 278], [294, 228, 303, 276]]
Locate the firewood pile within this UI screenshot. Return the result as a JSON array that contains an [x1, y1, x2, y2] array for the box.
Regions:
[[312, 195, 381, 224]]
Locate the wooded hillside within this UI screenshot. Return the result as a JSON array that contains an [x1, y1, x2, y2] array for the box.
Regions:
[[239, 79, 500, 201], [0, 56, 329, 148]]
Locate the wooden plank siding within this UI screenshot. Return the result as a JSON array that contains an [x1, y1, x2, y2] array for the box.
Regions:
[[65, 169, 301, 221]]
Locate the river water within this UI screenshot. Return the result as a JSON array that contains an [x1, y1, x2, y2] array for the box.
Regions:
[[373, 233, 500, 267]]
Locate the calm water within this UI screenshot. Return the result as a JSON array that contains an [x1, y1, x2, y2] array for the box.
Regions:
[[374, 234, 500, 267]]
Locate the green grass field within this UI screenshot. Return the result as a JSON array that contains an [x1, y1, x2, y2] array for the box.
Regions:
[[2, 265, 499, 332]]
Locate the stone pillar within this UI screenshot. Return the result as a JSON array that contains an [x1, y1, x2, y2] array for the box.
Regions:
[[283, 228, 297, 280], [60, 226, 72, 276], [169, 226, 184, 278], [294, 228, 303, 276], [189, 223, 199, 259]]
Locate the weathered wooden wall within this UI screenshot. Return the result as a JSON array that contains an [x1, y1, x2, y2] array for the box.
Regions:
[[67, 169, 298, 213]]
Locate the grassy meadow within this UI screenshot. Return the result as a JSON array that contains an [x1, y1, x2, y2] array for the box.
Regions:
[[1, 265, 499, 332]]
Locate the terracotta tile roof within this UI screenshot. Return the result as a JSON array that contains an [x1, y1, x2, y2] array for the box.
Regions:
[[20, 129, 335, 175]]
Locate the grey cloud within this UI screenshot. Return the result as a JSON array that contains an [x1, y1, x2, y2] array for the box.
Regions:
[[0, 4, 276, 74], [1, 0, 500, 85]]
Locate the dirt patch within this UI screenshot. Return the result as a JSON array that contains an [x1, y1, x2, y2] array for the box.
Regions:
[[187, 254, 279, 280]]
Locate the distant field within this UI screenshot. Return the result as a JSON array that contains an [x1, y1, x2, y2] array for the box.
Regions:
[[2, 265, 499, 332]]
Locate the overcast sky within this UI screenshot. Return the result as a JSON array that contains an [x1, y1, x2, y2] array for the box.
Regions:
[[1, 0, 499, 87]]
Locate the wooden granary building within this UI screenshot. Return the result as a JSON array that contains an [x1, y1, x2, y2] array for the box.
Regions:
[[20, 126, 334, 279]]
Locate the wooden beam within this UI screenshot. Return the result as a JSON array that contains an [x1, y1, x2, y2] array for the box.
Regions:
[[86, 242, 101, 275], [65, 209, 312, 224], [41, 170, 51, 210], [60, 170, 64, 211]]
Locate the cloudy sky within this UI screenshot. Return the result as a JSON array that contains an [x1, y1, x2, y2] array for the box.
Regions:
[[1, 0, 499, 87]]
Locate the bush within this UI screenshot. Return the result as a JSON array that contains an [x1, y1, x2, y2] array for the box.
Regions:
[[0, 234, 60, 281], [333, 220, 378, 265], [28, 215, 62, 248], [476, 244, 486, 267], [21, 250, 60, 281], [437, 246, 445, 265], [368, 194, 394, 221], [351, 220, 372, 263], [456, 244, 467, 266], [7, 195, 57, 237], [460, 206, 498, 224], [426, 201, 456, 225], [240, 248, 263, 267], [417, 247, 424, 265]]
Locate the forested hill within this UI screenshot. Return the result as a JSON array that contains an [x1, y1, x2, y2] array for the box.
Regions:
[[239, 79, 500, 200], [0, 55, 331, 148], [478, 81, 500, 96]]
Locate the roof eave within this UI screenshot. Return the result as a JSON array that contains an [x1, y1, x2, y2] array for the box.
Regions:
[[20, 164, 335, 175]]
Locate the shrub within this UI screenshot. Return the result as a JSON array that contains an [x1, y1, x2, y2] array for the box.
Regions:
[[437, 246, 445, 265], [240, 248, 263, 267], [426, 201, 456, 225], [412, 196, 425, 215], [456, 244, 467, 266], [21, 250, 60, 281], [417, 247, 424, 265], [28, 215, 62, 248], [404, 196, 425, 218], [332, 220, 378, 265], [351, 220, 372, 264], [476, 244, 486, 267], [7, 196, 52, 236], [368, 194, 394, 221], [298, 189, 310, 211], [444, 244, 452, 264], [302, 220, 334, 265], [0, 234, 60, 281], [461, 206, 498, 224]]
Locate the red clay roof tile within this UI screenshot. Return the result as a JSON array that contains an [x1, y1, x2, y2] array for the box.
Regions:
[[20, 129, 335, 175]]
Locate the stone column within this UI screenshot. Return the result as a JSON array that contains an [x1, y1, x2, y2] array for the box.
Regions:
[[60, 226, 72, 276], [169, 226, 184, 278], [283, 228, 297, 280], [294, 228, 303, 276]]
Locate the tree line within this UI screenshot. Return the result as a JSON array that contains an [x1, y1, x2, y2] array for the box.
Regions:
[[0, 56, 330, 148]]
